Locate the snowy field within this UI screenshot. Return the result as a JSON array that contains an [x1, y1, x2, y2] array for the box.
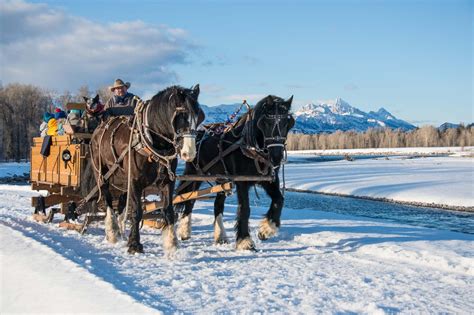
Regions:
[[288, 146, 474, 157], [285, 152, 474, 210], [1, 184, 474, 313], [1, 149, 474, 313]]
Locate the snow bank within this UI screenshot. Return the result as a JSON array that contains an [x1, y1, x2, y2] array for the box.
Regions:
[[285, 156, 474, 209], [1, 184, 473, 313], [288, 146, 474, 156]]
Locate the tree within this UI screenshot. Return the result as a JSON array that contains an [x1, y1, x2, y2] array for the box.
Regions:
[[0, 83, 51, 161]]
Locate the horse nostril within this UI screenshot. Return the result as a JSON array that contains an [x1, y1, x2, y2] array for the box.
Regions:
[[182, 152, 188, 159]]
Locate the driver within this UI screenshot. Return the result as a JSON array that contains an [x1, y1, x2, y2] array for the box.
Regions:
[[105, 79, 139, 111]]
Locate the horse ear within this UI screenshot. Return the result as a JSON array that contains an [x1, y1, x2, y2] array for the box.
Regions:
[[266, 95, 274, 105], [193, 84, 200, 98], [83, 96, 88, 102], [93, 94, 100, 102], [197, 108, 205, 126], [286, 95, 294, 105]]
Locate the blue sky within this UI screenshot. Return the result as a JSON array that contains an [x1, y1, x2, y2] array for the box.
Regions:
[[2, 0, 472, 125]]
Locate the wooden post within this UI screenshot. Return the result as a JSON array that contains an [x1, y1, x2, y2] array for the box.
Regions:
[[144, 182, 233, 213]]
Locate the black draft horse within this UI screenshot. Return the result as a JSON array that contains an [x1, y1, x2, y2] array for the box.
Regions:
[[176, 95, 295, 250], [90, 85, 203, 254]]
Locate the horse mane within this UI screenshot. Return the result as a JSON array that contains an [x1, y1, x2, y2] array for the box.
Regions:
[[147, 85, 200, 138]]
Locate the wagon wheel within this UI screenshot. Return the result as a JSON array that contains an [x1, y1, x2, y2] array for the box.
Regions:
[[32, 196, 59, 223], [45, 207, 61, 223]]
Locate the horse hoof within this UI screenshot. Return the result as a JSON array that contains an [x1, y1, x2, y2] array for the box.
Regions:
[[127, 243, 144, 254], [258, 218, 278, 241], [257, 232, 268, 241], [177, 214, 192, 241], [236, 237, 256, 251], [215, 238, 229, 245], [162, 225, 178, 252]]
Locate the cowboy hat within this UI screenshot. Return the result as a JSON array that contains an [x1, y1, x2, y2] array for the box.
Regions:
[[109, 79, 131, 91]]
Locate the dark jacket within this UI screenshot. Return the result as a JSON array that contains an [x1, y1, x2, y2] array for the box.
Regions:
[[105, 92, 137, 110]]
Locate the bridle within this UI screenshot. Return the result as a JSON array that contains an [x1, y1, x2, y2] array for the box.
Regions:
[[256, 101, 293, 151], [237, 99, 292, 176], [135, 92, 198, 165]]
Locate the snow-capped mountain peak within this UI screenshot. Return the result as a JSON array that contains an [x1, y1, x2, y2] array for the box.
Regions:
[[372, 107, 395, 120], [292, 99, 415, 133], [202, 98, 416, 133]]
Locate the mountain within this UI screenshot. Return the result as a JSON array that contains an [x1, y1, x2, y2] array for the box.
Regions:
[[293, 98, 416, 133], [200, 98, 416, 133], [438, 122, 460, 131], [200, 103, 249, 124]]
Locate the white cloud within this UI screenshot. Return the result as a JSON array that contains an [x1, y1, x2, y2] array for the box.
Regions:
[[0, 0, 196, 94]]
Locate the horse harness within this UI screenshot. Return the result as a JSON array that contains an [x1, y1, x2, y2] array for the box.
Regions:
[[193, 101, 291, 180], [83, 96, 195, 205]]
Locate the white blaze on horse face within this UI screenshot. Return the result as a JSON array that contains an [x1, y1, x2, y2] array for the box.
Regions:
[[189, 114, 197, 131], [180, 134, 196, 162]]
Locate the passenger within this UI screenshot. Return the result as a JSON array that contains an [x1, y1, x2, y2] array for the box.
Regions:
[[54, 109, 67, 135], [66, 109, 83, 132], [40, 112, 53, 137], [47, 117, 58, 136], [105, 79, 139, 115]]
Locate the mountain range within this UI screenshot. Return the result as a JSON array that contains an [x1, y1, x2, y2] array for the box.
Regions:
[[201, 98, 416, 133]]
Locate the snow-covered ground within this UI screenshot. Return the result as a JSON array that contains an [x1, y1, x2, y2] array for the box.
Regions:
[[1, 184, 473, 313], [1, 224, 155, 314], [285, 155, 474, 210], [288, 146, 474, 156]]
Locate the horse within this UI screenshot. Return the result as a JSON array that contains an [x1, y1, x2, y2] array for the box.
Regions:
[[90, 85, 204, 254], [176, 95, 295, 250]]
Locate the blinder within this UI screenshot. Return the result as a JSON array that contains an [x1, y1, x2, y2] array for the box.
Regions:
[[257, 111, 293, 149]]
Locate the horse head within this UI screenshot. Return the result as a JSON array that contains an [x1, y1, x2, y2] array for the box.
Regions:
[[148, 84, 204, 162], [253, 95, 295, 166]]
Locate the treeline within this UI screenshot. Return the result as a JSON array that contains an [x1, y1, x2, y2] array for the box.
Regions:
[[0, 83, 111, 161], [287, 125, 474, 150], [1, 82, 472, 160]]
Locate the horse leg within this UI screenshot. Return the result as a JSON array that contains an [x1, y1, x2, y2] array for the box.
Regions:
[[214, 192, 228, 244], [235, 183, 255, 251], [177, 181, 201, 241], [162, 183, 178, 253], [258, 179, 283, 240], [102, 183, 121, 243], [127, 183, 144, 254], [117, 193, 127, 234]]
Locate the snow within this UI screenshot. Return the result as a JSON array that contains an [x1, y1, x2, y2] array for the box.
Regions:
[[285, 155, 474, 209], [288, 146, 474, 156], [1, 184, 474, 313], [292, 99, 415, 133], [0, 225, 155, 314]]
